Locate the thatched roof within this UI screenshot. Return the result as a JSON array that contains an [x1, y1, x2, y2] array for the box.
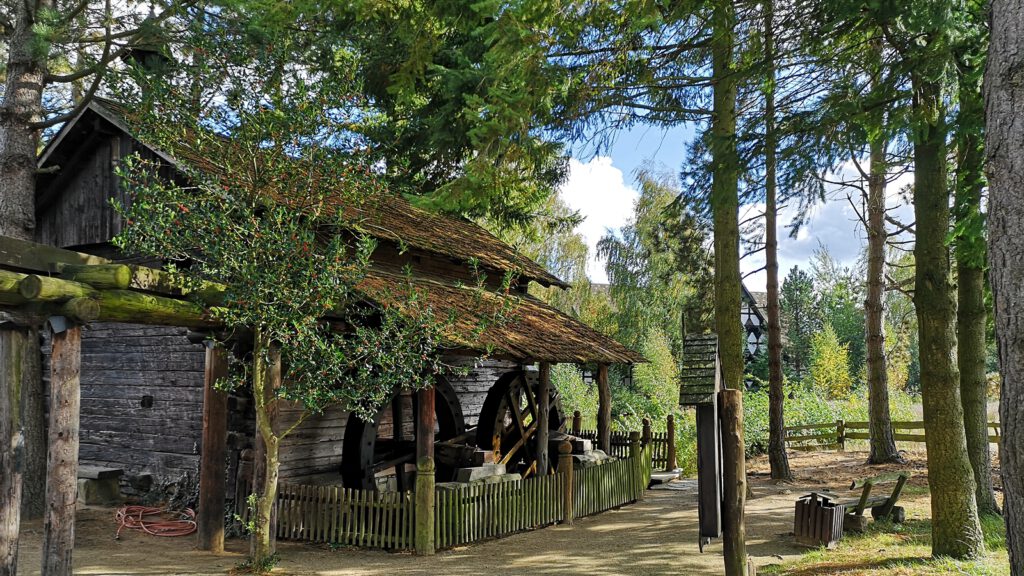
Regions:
[[38, 100, 566, 289], [358, 270, 643, 364]]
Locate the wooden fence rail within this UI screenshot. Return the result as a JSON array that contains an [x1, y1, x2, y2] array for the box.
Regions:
[[576, 428, 671, 468], [784, 419, 1002, 451]]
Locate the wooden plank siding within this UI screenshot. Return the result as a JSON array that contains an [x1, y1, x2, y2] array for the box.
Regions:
[[42, 322, 209, 497]]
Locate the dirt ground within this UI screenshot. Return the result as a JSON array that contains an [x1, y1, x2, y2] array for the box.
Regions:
[[14, 450, 938, 576]]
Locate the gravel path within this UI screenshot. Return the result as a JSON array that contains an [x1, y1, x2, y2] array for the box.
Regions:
[[14, 477, 807, 575]]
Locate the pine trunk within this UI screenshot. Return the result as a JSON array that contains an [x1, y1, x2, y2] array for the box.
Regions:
[[985, 0, 1024, 569], [912, 72, 985, 559], [955, 59, 998, 517], [1, 0, 49, 526], [710, 0, 747, 572], [865, 133, 900, 464], [763, 0, 791, 482]]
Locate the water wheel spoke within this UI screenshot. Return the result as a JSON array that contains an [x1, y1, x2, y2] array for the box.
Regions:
[[498, 420, 538, 466]]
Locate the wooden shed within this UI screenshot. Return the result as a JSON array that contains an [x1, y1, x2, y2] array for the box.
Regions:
[[31, 99, 643, 503]]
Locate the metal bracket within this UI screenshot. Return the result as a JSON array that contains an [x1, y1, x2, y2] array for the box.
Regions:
[[47, 315, 69, 334]]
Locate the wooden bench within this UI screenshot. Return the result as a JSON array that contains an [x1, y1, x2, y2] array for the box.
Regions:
[[838, 471, 911, 532], [77, 466, 124, 505]]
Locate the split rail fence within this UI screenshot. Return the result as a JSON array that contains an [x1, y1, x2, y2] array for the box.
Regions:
[[234, 437, 655, 553], [785, 419, 1002, 451]]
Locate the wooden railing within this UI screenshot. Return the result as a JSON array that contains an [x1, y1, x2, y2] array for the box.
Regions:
[[785, 420, 1002, 451], [575, 414, 676, 470]]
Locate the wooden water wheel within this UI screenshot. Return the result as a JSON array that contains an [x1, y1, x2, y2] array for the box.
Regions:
[[340, 375, 465, 491], [474, 370, 566, 477]]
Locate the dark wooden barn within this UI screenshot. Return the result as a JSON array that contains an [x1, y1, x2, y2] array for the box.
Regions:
[[32, 99, 643, 504]]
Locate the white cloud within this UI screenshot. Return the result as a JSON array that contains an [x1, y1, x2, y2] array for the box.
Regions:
[[558, 157, 639, 283], [740, 163, 916, 292]]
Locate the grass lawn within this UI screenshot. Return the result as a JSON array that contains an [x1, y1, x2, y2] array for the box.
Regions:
[[760, 486, 1009, 576]]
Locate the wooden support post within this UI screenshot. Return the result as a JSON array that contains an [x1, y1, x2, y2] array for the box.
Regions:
[[393, 393, 407, 492], [836, 420, 846, 452], [572, 410, 582, 436], [416, 385, 435, 461], [559, 441, 573, 525], [537, 362, 551, 476], [198, 344, 229, 552], [666, 414, 677, 472], [629, 431, 643, 500], [42, 324, 81, 576], [642, 418, 652, 446], [719, 389, 748, 576], [1, 325, 29, 575], [414, 456, 435, 555], [597, 363, 611, 454]]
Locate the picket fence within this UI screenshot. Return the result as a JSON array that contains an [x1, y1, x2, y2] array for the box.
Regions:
[[234, 443, 654, 552]]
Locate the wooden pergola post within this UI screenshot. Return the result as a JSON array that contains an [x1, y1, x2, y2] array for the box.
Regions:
[[416, 385, 435, 461], [536, 362, 551, 476], [42, 321, 82, 576], [1, 323, 30, 575], [597, 363, 611, 454], [198, 344, 229, 552]]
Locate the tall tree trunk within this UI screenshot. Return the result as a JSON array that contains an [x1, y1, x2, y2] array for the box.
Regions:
[[865, 129, 901, 464], [0, 0, 45, 240], [710, 0, 747, 572], [0, 326, 29, 576], [250, 333, 281, 569], [1, 0, 49, 525], [763, 0, 791, 482], [912, 71, 985, 559], [985, 0, 1024, 568], [955, 47, 998, 517]]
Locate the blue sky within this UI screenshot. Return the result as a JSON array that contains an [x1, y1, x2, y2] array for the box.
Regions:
[[557, 124, 912, 291]]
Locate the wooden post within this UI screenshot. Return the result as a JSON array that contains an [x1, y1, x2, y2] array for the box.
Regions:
[[1, 325, 29, 575], [414, 456, 435, 555], [629, 431, 643, 500], [198, 344, 229, 552], [642, 418, 652, 446], [666, 414, 678, 472], [572, 410, 582, 436], [537, 362, 551, 476], [42, 324, 81, 576], [837, 419, 846, 452], [559, 441, 574, 525], [597, 363, 611, 454], [719, 389, 748, 576], [417, 385, 435, 461]]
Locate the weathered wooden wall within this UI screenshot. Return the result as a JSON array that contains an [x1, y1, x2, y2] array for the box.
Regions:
[[43, 323, 208, 497], [275, 358, 523, 481]]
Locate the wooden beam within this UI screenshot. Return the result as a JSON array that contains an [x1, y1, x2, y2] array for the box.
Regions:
[[416, 385, 436, 461], [536, 362, 550, 476], [19, 275, 98, 302], [0, 326, 29, 575], [42, 324, 81, 576], [97, 290, 217, 328], [57, 264, 132, 289], [0, 235, 107, 274], [0, 269, 28, 306], [597, 363, 611, 453], [197, 345, 229, 552]]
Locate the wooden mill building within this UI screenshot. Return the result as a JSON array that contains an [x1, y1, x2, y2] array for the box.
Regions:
[[30, 99, 643, 504]]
